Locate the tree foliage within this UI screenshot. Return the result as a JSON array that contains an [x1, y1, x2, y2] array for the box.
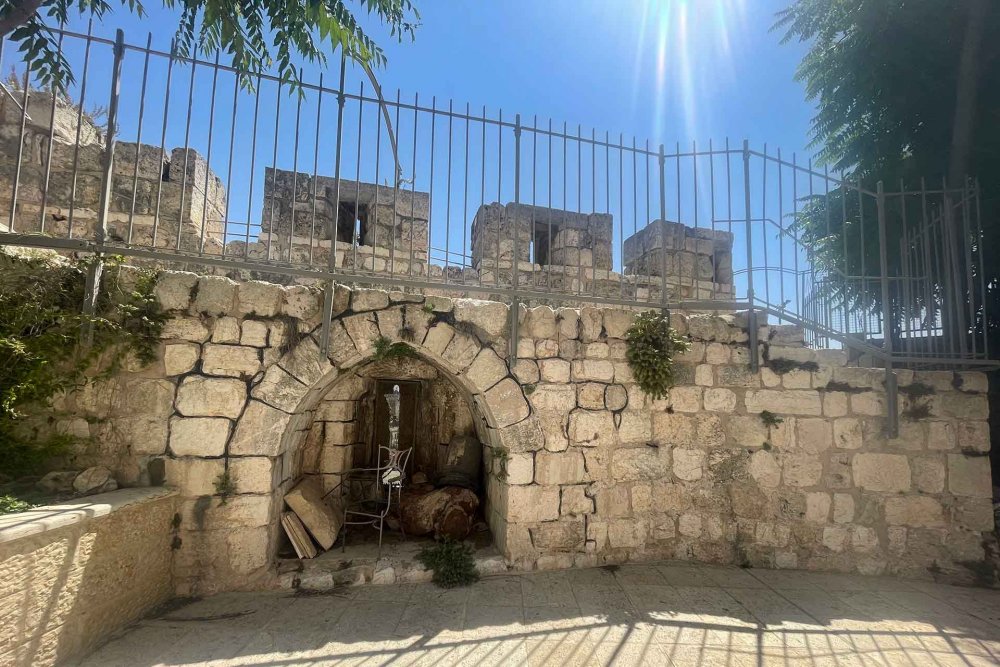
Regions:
[[775, 0, 1000, 342], [0, 0, 419, 91], [0, 251, 166, 475]]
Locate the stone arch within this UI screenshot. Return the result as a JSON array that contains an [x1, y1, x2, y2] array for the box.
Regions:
[[236, 294, 541, 567]]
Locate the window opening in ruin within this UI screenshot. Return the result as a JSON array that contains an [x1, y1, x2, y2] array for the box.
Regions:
[[336, 201, 369, 244], [533, 224, 552, 266]]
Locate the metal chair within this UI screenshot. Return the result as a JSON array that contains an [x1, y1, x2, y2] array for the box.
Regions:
[[338, 445, 412, 560]]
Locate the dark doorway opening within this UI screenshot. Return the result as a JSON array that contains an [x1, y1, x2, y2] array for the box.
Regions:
[[335, 201, 369, 244]]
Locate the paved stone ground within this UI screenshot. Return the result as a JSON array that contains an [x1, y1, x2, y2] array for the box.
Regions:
[[76, 563, 1000, 666]]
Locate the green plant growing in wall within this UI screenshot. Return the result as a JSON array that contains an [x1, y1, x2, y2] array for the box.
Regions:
[[624, 310, 690, 400], [213, 470, 236, 503], [416, 539, 480, 588], [371, 335, 417, 362], [759, 410, 784, 428], [0, 252, 167, 476]]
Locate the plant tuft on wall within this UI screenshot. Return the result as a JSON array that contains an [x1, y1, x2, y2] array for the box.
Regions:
[[371, 335, 417, 362], [624, 310, 690, 400]]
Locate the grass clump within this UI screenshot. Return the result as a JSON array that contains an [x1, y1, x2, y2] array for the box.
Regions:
[[0, 494, 36, 515], [759, 410, 784, 428], [416, 540, 480, 588], [371, 336, 417, 362]]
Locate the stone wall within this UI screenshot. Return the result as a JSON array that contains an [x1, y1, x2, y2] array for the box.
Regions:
[[37, 271, 995, 594], [0, 488, 177, 667], [0, 91, 227, 253]]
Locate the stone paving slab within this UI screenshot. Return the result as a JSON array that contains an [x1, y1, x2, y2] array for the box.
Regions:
[[74, 562, 1000, 666]]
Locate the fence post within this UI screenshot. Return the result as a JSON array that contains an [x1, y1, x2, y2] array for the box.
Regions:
[[320, 54, 348, 357], [509, 114, 522, 363], [81, 29, 125, 346], [657, 144, 670, 323], [743, 140, 759, 373], [876, 181, 899, 438]]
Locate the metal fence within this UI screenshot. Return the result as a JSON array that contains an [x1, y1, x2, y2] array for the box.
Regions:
[[0, 26, 993, 378]]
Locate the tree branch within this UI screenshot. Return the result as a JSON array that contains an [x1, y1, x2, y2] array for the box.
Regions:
[[0, 0, 46, 37]]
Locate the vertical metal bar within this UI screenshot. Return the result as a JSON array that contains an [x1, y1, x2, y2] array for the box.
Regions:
[[444, 99, 453, 276], [126, 34, 153, 245], [389, 89, 401, 278], [242, 75, 262, 252], [510, 114, 522, 361], [460, 100, 469, 275], [38, 30, 64, 234], [82, 29, 125, 346], [352, 82, 364, 271], [427, 96, 436, 275], [151, 41, 176, 248], [307, 73, 325, 266], [198, 51, 221, 255], [221, 61, 241, 259], [67, 21, 94, 237], [409, 93, 419, 278], [961, 178, 976, 358], [319, 55, 347, 356], [264, 80, 282, 260], [975, 179, 988, 358], [175, 56, 198, 251], [743, 140, 758, 372], [8, 65, 29, 232], [658, 144, 668, 313], [876, 181, 898, 437], [287, 69, 304, 263], [709, 139, 717, 301]]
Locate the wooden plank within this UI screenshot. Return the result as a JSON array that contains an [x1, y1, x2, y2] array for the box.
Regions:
[[281, 511, 317, 559]]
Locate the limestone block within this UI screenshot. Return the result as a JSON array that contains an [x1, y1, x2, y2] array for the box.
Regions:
[[536, 339, 560, 358], [756, 523, 790, 548], [604, 384, 628, 411], [804, 492, 831, 523], [176, 376, 246, 418], [668, 386, 703, 413], [617, 411, 651, 445], [577, 383, 606, 409], [613, 362, 634, 384], [236, 280, 283, 317], [796, 418, 833, 454], [316, 400, 354, 422], [423, 322, 455, 355], [652, 413, 695, 446], [852, 453, 910, 493], [748, 450, 781, 488], [602, 310, 633, 339], [561, 485, 594, 515], [850, 391, 885, 416], [947, 454, 992, 497], [579, 307, 603, 343], [884, 496, 945, 528], [239, 320, 268, 347], [462, 348, 507, 392], [822, 526, 849, 552], [705, 343, 730, 364], [725, 415, 767, 448], [529, 384, 577, 413], [201, 343, 261, 377], [556, 308, 579, 339], [211, 317, 241, 344], [375, 307, 403, 341], [169, 417, 230, 457], [695, 364, 715, 387], [745, 390, 822, 416], [611, 447, 668, 481], [165, 457, 225, 496], [162, 317, 210, 343], [717, 364, 758, 388], [927, 421, 957, 450], [911, 457, 945, 494], [538, 413, 569, 452], [525, 306, 557, 339], [164, 343, 199, 376], [279, 336, 334, 387], [955, 371, 988, 393], [154, 271, 198, 310], [695, 414, 726, 447], [782, 453, 823, 487], [484, 378, 530, 428], [832, 494, 854, 524], [342, 313, 379, 355], [608, 519, 647, 548], [251, 365, 307, 413], [571, 359, 614, 383], [530, 520, 585, 551], [703, 388, 736, 413], [678, 513, 702, 538], [823, 392, 848, 418], [506, 453, 534, 485], [585, 342, 610, 360], [282, 285, 325, 320], [535, 451, 586, 485], [230, 456, 276, 495], [351, 288, 390, 312], [568, 409, 616, 447], [954, 497, 995, 531], [454, 298, 508, 341], [285, 477, 342, 549], [513, 359, 540, 384], [672, 447, 705, 481], [507, 485, 560, 522], [650, 517, 676, 541], [782, 369, 811, 389], [191, 276, 237, 315], [957, 421, 990, 453], [833, 418, 862, 450], [230, 400, 292, 456], [936, 393, 989, 420]]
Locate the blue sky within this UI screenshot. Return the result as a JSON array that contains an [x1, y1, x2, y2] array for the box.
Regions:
[[20, 0, 820, 302]]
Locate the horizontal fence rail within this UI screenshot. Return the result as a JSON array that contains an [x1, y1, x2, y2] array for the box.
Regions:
[[0, 25, 993, 372]]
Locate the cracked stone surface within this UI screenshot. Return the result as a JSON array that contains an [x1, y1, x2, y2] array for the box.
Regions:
[[76, 561, 1000, 666]]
